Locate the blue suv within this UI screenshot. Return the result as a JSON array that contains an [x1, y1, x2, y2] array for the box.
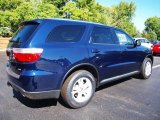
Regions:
[[6, 18, 153, 108]]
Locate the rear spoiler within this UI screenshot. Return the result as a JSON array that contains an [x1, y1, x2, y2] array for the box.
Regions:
[[19, 19, 41, 27]]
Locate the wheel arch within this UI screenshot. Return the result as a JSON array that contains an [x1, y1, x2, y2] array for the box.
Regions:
[[60, 63, 99, 88], [145, 54, 153, 64]]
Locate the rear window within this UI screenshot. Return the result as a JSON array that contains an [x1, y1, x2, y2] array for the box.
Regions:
[[46, 25, 86, 42], [11, 24, 38, 43]]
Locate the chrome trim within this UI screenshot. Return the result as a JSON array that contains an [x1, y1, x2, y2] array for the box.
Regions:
[[100, 71, 139, 85], [8, 80, 60, 99], [6, 67, 20, 79], [13, 48, 43, 53]]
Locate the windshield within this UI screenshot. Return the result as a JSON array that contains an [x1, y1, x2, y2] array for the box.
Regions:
[[139, 39, 149, 43], [11, 24, 38, 43]]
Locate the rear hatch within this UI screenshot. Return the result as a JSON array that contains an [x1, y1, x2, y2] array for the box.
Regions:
[[6, 20, 43, 75]]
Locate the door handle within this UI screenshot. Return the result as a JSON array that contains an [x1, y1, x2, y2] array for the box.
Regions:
[[92, 49, 100, 53]]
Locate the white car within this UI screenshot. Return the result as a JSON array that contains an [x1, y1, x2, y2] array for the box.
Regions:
[[134, 38, 152, 49]]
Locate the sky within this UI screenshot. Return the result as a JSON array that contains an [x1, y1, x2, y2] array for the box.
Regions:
[[96, 0, 160, 32]]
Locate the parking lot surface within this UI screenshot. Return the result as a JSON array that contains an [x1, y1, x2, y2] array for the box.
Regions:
[[0, 51, 160, 120]]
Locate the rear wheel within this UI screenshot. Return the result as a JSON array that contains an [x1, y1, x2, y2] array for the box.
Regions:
[[61, 70, 96, 108], [139, 58, 152, 79]]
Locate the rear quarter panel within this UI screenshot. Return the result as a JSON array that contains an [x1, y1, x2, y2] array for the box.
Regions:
[[27, 20, 90, 90]]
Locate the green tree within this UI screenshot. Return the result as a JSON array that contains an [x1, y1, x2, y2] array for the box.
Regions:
[[44, 0, 70, 8], [62, 1, 82, 19], [0, 0, 139, 38], [110, 2, 137, 36], [0, 10, 19, 32], [144, 16, 160, 40], [15, 2, 37, 21], [0, 0, 24, 11], [36, 3, 58, 18], [142, 30, 157, 40], [0, 1, 58, 34], [61, 0, 110, 25], [134, 30, 141, 38]]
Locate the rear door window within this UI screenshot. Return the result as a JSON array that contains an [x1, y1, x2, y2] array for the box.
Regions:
[[11, 24, 38, 43], [90, 27, 116, 44], [46, 25, 86, 42]]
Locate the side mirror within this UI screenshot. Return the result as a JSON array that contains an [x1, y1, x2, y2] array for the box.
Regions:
[[135, 40, 141, 46]]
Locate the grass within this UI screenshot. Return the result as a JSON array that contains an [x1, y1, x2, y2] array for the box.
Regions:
[[0, 37, 10, 49]]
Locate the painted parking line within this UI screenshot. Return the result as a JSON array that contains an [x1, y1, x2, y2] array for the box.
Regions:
[[153, 64, 160, 69]]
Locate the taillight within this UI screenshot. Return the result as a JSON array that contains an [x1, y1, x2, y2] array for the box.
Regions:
[[13, 48, 43, 62]]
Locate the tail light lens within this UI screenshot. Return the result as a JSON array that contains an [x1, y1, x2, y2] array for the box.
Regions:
[[12, 48, 43, 62]]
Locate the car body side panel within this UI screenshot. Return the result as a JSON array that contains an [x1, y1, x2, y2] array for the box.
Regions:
[[118, 45, 147, 72], [88, 44, 123, 81]]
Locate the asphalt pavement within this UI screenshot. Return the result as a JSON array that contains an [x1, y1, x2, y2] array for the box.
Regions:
[[0, 51, 160, 120]]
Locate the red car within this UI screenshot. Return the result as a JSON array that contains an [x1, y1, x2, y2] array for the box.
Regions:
[[152, 43, 160, 55]]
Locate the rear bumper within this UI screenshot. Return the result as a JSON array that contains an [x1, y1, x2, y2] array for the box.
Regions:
[[6, 66, 20, 79], [6, 65, 61, 99], [7, 80, 60, 99]]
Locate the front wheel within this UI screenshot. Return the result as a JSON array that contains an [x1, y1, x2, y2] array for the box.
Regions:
[[61, 70, 96, 108], [139, 58, 152, 79]]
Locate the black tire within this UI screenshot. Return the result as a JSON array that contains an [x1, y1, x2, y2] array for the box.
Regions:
[[61, 70, 96, 108], [139, 58, 152, 79]]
